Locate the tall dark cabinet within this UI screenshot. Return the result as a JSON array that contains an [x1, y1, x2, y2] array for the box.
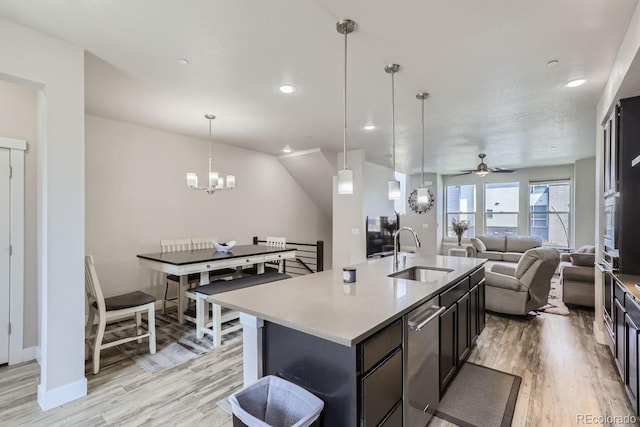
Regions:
[[611, 96, 640, 275]]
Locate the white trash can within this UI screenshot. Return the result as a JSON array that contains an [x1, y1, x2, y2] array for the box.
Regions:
[[229, 375, 324, 427]]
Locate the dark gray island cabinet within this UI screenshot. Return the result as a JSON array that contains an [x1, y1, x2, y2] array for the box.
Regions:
[[210, 255, 486, 426]]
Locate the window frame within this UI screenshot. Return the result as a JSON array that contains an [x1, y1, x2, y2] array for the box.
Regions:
[[445, 184, 477, 238], [483, 181, 519, 235], [528, 180, 572, 247]]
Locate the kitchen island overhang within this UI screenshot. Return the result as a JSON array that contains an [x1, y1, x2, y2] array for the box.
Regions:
[[211, 255, 487, 426]]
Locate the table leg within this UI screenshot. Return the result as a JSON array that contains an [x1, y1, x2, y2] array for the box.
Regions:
[[178, 275, 188, 324], [257, 262, 265, 275], [199, 271, 209, 285], [240, 313, 264, 386]]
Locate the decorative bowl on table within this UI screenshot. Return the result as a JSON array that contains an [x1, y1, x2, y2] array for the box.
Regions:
[[213, 240, 236, 252]]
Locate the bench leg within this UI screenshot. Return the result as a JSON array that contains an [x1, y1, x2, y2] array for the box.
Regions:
[[147, 304, 156, 355], [136, 311, 142, 344], [196, 296, 206, 339], [212, 303, 222, 347]]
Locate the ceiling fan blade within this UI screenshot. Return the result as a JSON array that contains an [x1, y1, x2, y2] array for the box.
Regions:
[[492, 168, 515, 173], [451, 171, 474, 176]]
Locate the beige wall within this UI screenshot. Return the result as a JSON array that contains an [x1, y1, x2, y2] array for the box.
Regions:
[[0, 80, 38, 348], [85, 115, 330, 297]]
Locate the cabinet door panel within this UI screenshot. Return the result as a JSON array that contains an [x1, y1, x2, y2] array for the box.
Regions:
[[457, 293, 470, 364], [361, 349, 402, 427], [626, 313, 639, 414], [478, 280, 486, 332], [439, 304, 457, 392], [470, 285, 479, 342], [616, 297, 626, 378]]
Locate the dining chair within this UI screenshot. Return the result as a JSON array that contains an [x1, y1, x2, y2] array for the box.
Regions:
[[243, 236, 287, 275], [160, 238, 200, 315], [85, 255, 156, 374]]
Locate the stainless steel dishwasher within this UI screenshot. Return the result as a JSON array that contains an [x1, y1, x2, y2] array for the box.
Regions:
[[406, 297, 445, 427]]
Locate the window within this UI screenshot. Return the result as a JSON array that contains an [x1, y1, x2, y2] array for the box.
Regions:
[[529, 181, 571, 247], [484, 182, 519, 235], [446, 185, 476, 237]]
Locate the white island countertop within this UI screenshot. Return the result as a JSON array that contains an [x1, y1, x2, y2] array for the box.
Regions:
[[210, 255, 486, 347]]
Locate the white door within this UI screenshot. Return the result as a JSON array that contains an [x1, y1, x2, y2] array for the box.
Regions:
[[0, 148, 10, 364]]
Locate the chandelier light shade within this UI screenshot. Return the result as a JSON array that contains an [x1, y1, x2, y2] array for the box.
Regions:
[[186, 114, 235, 194], [416, 92, 432, 205], [385, 64, 401, 200], [336, 19, 356, 195]]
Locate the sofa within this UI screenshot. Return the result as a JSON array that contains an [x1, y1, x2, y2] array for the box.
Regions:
[[559, 245, 596, 308], [469, 234, 543, 262]]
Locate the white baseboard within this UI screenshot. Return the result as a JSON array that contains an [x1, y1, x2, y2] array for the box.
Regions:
[[37, 377, 87, 411], [593, 320, 606, 345], [22, 346, 37, 363]]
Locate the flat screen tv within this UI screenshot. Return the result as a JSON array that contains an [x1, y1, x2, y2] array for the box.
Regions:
[[366, 214, 399, 258]]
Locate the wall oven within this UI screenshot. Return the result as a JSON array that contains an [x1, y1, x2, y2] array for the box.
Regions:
[[604, 195, 618, 251]]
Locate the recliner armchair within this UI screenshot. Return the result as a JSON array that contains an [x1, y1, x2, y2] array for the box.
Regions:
[[485, 247, 560, 315]]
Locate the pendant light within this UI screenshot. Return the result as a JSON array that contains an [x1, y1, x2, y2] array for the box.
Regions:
[[385, 64, 401, 200], [186, 114, 236, 194], [337, 19, 356, 195], [416, 92, 432, 204]]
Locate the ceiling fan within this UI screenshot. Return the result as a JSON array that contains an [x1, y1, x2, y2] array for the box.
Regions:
[[459, 153, 515, 177]]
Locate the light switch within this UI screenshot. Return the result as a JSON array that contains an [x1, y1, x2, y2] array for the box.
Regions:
[[351, 228, 360, 235]]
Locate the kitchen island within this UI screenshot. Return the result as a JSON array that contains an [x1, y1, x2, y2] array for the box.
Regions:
[[211, 254, 486, 426]]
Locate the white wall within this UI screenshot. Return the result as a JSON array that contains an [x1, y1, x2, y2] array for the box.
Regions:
[[442, 164, 575, 249], [574, 157, 597, 249], [0, 80, 38, 349], [85, 115, 330, 297], [0, 17, 86, 409], [364, 162, 396, 219]]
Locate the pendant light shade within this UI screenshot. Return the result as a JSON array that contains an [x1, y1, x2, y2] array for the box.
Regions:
[[337, 19, 356, 195], [388, 180, 401, 200], [338, 169, 354, 194], [385, 64, 401, 200], [417, 187, 431, 204]]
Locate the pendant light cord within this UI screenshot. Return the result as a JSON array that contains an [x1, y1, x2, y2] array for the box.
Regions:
[[208, 118, 213, 181], [343, 28, 348, 170], [421, 97, 425, 187], [391, 71, 396, 175]]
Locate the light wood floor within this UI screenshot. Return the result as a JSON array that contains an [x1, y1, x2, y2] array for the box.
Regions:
[[0, 307, 637, 426]]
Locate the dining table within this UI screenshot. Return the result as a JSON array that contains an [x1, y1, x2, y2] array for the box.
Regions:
[[137, 244, 297, 323]]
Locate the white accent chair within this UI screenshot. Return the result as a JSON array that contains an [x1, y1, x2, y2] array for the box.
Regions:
[[85, 255, 156, 374]]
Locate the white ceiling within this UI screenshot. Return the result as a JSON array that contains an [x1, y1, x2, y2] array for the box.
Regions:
[[0, 0, 637, 174]]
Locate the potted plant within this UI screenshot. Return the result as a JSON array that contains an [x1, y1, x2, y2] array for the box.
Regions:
[[450, 218, 471, 246]]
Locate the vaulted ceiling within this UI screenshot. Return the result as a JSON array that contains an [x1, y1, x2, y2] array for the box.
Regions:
[[0, 0, 636, 174]]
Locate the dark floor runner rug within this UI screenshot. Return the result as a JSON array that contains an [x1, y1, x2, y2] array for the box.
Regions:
[[434, 362, 521, 427]]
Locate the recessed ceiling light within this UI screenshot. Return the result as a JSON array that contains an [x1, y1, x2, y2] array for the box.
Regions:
[[546, 59, 559, 67], [177, 58, 189, 65], [364, 124, 376, 130], [279, 84, 297, 94], [282, 145, 292, 153], [566, 79, 586, 88]]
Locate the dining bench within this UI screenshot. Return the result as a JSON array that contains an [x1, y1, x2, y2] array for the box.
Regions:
[[186, 272, 291, 346]]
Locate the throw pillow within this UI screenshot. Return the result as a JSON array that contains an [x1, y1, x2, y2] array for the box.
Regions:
[[571, 253, 595, 267], [470, 237, 486, 252], [574, 245, 596, 254]]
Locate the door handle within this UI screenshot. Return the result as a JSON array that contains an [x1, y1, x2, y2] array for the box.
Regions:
[[410, 306, 445, 331]]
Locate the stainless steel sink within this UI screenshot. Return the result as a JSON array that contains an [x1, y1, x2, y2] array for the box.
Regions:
[[388, 266, 454, 282]]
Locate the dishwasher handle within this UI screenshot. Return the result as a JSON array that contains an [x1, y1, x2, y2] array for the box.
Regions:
[[409, 306, 445, 331]]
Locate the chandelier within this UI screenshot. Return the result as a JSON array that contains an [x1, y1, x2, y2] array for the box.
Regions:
[[186, 114, 235, 194]]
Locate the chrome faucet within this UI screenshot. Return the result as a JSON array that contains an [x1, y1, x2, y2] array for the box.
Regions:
[[394, 227, 422, 269]]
